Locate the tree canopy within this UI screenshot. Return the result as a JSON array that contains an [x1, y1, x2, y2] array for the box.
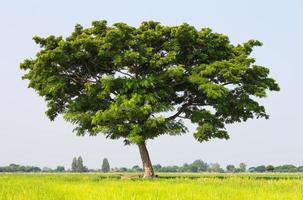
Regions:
[[20, 20, 279, 178]]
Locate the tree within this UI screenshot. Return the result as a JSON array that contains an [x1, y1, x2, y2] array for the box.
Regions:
[[101, 158, 110, 173], [266, 165, 274, 172], [152, 164, 161, 172], [42, 167, 52, 172], [0, 164, 41, 172], [254, 165, 266, 173], [119, 167, 128, 172], [132, 165, 143, 172], [191, 159, 208, 172], [181, 163, 190, 172], [20, 20, 279, 178], [208, 163, 224, 173], [248, 167, 256, 172], [71, 156, 87, 172], [239, 162, 247, 172], [274, 165, 297, 172], [226, 164, 236, 173], [56, 166, 65, 172], [77, 156, 84, 172], [189, 165, 198, 172], [76, 156, 88, 172], [71, 157, 78, 172]]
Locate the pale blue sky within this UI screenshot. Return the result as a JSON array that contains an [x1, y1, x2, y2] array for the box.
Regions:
[[0, 0, 302, 169]]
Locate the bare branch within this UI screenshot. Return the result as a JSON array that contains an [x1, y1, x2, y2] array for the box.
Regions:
[[166, 101, 192, 121], [117, 70, 134, 78], [177, 115, 188, 119]]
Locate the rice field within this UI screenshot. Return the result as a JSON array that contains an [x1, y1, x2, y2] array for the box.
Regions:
[[0, 173, 302, 200]]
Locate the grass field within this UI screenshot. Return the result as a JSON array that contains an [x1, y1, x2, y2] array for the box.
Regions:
[[0, 173, 302, 200]]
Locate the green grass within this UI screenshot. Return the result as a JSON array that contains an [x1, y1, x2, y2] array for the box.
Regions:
[[0, 173, 303, 200]]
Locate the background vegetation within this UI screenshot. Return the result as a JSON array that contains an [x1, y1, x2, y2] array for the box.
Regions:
[[1, 158, 303, 173]]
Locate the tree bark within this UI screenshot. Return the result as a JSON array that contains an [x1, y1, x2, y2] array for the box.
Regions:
[[138, 142, 155, 178]]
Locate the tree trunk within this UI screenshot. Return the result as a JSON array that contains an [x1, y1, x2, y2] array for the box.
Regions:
[[138, 142, 155, 178]]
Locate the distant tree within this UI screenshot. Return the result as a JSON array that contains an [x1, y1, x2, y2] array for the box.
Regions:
[[77, 156, 84, 172], [192, 160, 208, 172], [208, 163, 224, 173], [119, 167, 128, 172], [239, 162, 247, 172], [266, 165, 274, 172], [226, 164, 236, 173], [132, 165, 143, 172], [71, 156, 87, 172], [33, 167, 42, 172], [160, 166, 179, 172], [180, 163, 190, 172], [101, 158, 110, 173], [56, 166, 65, 172], [77, 156, 89, 172], [248, 167, 256, 172], [189, 165, 199, 172], [274, 165, 297, 173], [20, 20, 280, 178], [71, 157, 78, 172], [42, 167, 53, 172], [153, 164, 162, 171], [254, 165, 266, 173], [0, 164, 41, 172]]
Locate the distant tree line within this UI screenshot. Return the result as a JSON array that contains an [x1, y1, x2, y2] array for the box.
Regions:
[[0, 164, 41, 172], [112, 160, 303, 173], [0, 164, 63, 173], [248, 165, 303, 173], [1, 159, 303, 173]]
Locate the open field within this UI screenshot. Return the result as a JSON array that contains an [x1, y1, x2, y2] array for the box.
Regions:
[[0, 173, 302, 200]]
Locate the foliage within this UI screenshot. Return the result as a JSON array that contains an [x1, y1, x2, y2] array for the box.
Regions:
[[226, 165, 236, 172], [0, 164, 41, 172], [266, 165, 274, 172], [101, 158, 110, 173], [191, 159, 208, 172], [249, 165, 266, 173], [71, 156, 88, 172], [226, 163, 246, 173], [132, 165, 143, 172], [20, 20, 280, 146], [56, 166, 65, 172], [273, 165, 298, 173], [239, 162, 247, 172], [42, 167, 53, 172], [111, 162, 303, 173], [1, 161, 303, 173], [71, 157, 78, 172], [207, 163, 224, 173], [0, 164, 65, 173]]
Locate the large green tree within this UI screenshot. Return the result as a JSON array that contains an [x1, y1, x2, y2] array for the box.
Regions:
[[20, 20, 279, 178]]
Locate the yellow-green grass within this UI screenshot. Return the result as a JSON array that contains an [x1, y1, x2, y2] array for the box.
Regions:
[[0, 173, 302, 200]]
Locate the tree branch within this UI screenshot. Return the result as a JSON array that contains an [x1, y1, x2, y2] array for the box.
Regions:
[[166, 101, 192, 121], [117, 70, 134, 78], [177, 115, 188, 119]]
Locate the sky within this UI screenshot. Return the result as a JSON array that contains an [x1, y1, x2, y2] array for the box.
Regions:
[[0, 0, 302, 169]]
